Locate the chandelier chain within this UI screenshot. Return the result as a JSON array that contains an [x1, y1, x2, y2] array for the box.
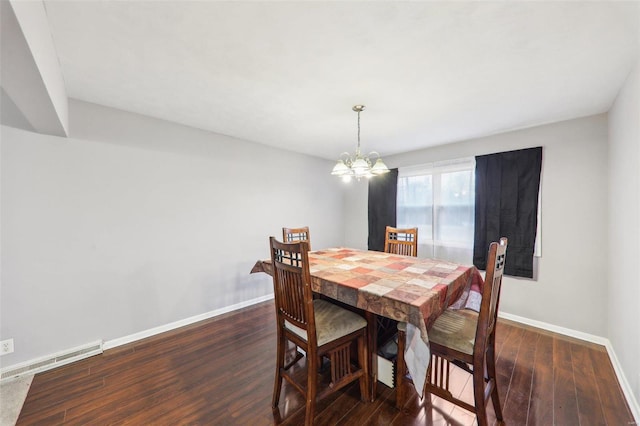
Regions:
[[356, 109, 361, 153]]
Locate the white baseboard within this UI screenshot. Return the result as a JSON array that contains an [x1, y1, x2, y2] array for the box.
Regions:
[[499, 311, 639, 423], [103, 294, 274, 350], [498, 311, 609, 345], [603, 340, 640, 423]]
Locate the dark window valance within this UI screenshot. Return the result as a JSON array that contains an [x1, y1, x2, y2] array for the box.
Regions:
[[473, 147, 542, 278]]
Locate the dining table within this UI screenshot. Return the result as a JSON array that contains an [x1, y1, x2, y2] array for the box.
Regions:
[[251, 247, 482, 400]]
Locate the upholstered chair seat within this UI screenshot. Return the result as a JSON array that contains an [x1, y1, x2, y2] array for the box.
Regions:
[[285, 299, 368, 346], [428, 309, 479, 355]]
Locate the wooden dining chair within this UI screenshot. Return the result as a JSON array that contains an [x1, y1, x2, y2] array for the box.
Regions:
[[269, 237, 369, 425], [396, 238, 508, 426], [282, 226, 311, 250], [384, 226, 418, 257]]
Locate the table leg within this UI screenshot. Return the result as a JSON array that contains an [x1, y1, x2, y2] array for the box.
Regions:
[[365, 311, 377, 402]]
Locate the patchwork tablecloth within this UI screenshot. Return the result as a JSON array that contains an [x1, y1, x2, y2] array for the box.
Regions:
[[251, 247, 481, 395]]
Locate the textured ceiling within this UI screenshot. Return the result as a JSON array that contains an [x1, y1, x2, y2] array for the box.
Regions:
[[43, 1, 639, 160]]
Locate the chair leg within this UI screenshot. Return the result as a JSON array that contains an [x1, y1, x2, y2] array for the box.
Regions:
[[489, 379, 503, 424], [272, 332, 286, 408], [486, 343, 504, 421], [305, 352, 318, 426], [473, 360, 489, 426], [396, 327, 406, 409]]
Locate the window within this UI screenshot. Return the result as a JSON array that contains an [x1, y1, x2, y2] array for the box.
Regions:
[[397, 158, 475, 264]]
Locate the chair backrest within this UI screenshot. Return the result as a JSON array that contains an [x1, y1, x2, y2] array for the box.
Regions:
[[282, 226, 311, 250], [269, 237, 317, 345], [384, 226, 418, 257], [475, 237, 508, 356]]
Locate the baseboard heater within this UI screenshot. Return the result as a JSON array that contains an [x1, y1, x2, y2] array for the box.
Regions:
[[0, 340, 103, 381]]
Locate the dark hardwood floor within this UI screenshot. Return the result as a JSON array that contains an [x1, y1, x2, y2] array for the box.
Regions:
[[17, 301, 634, 425]]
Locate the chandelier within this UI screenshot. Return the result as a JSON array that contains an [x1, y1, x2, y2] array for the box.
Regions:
[[331, 105, 390, 182]]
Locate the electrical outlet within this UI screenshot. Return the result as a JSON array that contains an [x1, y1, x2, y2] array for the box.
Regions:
[[1, 338, 14, 355]]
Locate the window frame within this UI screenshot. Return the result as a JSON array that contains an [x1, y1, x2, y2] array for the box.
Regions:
[[397, 158, 476, 262]]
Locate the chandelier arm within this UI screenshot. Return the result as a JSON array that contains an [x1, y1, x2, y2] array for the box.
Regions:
[[338, 151, 353, 166]]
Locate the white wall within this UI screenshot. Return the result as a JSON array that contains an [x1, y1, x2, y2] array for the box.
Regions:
[[344, 114, 609, 336], [0, 100, 345, 366], [608, 60, 640, 404]]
